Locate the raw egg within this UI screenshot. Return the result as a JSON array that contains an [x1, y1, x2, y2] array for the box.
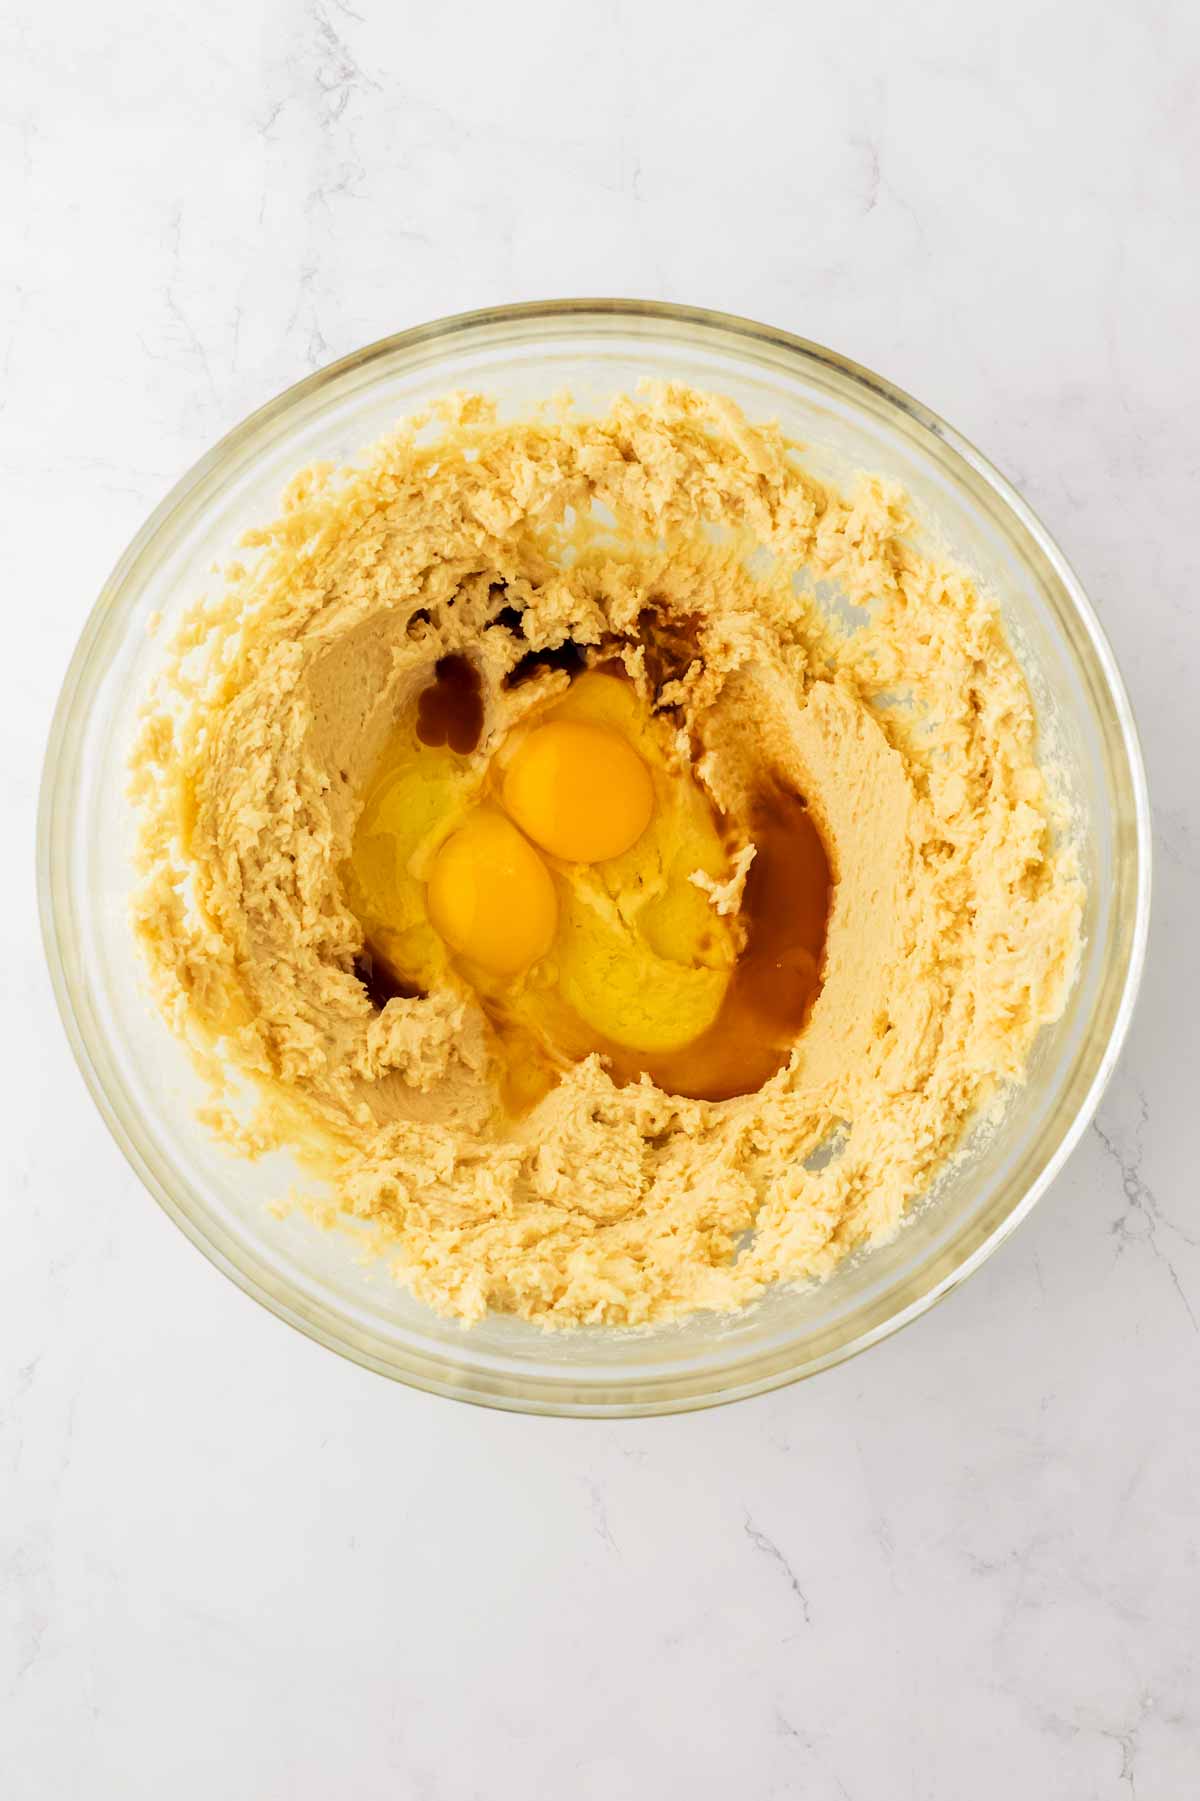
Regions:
[[345, 658, 830, 1112], [502, 718, 654, 863], [426, 809, 557, 977]]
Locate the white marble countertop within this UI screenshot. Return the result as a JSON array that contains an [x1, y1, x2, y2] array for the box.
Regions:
[[4, 2, 1198, 1794]]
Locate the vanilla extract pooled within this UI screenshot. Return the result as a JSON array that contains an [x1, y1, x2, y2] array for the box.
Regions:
[[415, 655, 483, 754]]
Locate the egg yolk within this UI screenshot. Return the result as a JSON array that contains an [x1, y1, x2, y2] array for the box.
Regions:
[[426, 810, 558, 976], [502, 719, 655, 864]]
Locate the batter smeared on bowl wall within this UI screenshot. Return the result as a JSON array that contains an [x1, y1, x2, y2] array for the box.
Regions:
[[129, 386, 1082, 1327]]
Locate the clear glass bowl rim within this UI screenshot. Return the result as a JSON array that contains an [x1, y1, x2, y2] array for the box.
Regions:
[[37, 298, 1152, 1416]]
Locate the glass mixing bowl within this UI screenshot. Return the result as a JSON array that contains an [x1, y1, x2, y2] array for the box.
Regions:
[[38, 301, 1151, 1416]]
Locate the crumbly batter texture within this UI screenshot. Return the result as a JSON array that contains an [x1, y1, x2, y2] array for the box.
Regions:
[[130, 386, 1082, 1328]]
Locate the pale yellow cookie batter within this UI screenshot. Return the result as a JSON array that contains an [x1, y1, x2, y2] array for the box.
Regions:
[[130, 386, 1082, 1327]]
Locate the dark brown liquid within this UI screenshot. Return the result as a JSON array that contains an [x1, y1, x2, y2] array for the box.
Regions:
[[486, 603, 526, 638], [416, 655, 483, 754], [354, 945, 425, 1009], [606, 781, 832, 1102]]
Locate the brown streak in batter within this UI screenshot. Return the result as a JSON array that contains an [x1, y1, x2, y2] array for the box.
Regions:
[[354, 945, 426, 1009], [416, 655, 483, 754]]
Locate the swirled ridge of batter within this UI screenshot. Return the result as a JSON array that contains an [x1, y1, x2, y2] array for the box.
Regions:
[[129, 385, 1082, 1327]]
